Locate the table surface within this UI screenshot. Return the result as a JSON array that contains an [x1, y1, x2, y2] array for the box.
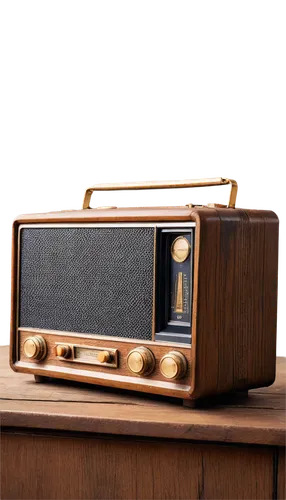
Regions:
[[1, 346, 285, 446]]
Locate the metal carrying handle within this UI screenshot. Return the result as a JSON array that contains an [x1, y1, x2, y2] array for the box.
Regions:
[[83, 177, 238, 209]]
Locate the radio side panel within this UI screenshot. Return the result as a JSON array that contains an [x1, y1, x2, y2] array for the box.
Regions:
[[191, 208, 279, 398]]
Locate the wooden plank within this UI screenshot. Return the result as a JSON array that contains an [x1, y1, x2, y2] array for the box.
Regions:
[[1, 379, 284, 409], [1, 347, 286, 445], [1, 431, 275, 500], [1, 399, 285, 446]]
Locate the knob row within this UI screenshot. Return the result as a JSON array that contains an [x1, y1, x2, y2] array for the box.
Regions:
[[127, 347, 187, 380], [23, 337, 188, 380]]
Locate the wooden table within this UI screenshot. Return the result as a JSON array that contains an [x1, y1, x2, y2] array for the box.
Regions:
[[1, 346, 285, 500]]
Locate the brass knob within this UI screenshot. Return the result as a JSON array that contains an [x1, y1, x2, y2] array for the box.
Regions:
[[160, 351, 187, 380], [171, 236, 191, 263], [127, 347, 155, 376], [56, 344, 71, 358], [97, 350, 111, 363], [23, 336, 47, 361]]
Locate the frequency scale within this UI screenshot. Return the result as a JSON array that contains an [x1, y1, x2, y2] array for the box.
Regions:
[[170, 235, 192, 324]]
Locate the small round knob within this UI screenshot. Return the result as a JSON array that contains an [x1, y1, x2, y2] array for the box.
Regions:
[[97, 350, 111, 363], [56, 344, 71, 359], [23, 336, 47, 361], [127, 347, 155, 376], [160, 351, 187, 380]]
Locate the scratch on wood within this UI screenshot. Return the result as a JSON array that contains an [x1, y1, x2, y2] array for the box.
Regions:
[[198, 454, 205, 499]]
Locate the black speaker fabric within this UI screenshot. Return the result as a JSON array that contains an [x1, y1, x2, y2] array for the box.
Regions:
[[19, 226, 155, 340]]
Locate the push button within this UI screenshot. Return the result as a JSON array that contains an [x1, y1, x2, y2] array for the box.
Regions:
[[55, 344, 71, 359]]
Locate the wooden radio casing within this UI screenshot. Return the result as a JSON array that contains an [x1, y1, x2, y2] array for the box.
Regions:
[[10, 180, 279, 401]]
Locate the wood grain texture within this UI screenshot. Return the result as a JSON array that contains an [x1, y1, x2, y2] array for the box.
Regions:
[[191, 207, 279, 398], [1, 347, 285, 446], [0, 431, 276, 500], [2, 399, 285, 446], [278, 447, 286, 500], [10, 206, 279, 400]]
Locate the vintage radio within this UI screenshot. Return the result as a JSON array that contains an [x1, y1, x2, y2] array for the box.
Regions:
[[10, 178, 279, 402]]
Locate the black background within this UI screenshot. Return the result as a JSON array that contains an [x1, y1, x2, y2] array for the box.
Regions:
[[4, 172, 286, 352]]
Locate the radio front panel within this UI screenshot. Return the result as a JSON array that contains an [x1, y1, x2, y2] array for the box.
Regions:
[[18, 223, 195, 342], [13, 222, 195, 398]]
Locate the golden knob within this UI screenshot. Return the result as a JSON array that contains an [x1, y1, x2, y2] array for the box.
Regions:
[[171, 236, 191, 263], [97, 350, 111, 363], [56, 344, 71, 359], [160, 351, 187, 380], [127, 347, 155, 376], [23, 336, 47, 361]]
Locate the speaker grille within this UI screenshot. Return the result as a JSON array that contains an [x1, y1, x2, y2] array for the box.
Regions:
[[19, 226, 155, 340]]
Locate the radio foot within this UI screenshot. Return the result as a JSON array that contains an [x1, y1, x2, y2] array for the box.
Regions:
[[34, 375, 48, 383], [183, 390, 249, 408]]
